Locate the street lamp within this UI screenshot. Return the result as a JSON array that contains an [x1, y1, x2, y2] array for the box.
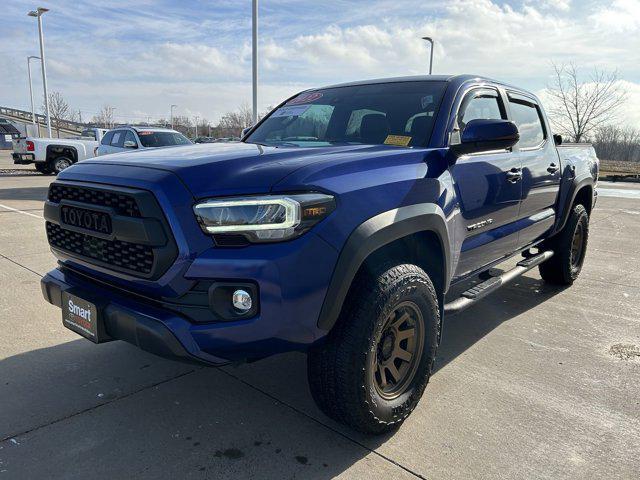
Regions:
[[252, 0, 258, 124], [170, 104, 177, 129], [27, 55, 40, 133], [28, 7, 51, 138], [422, 36, 434, 75]]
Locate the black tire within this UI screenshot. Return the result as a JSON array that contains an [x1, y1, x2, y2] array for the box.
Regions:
[[35, 163, 52, 175], [50, 156, 73, 175], [308, 263, 440, 434], [539, 204, 589, 285]]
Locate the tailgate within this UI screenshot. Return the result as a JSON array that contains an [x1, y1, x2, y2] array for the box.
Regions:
[[12, 138, 27, 154]]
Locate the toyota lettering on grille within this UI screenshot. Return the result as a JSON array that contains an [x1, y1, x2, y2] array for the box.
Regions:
[[60, 205, 113, 235]]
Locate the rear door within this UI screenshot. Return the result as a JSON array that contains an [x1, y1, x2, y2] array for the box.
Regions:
[[109, 130, 126, 153], [507, 92, 561, 247], [449, 86, 523, 279]]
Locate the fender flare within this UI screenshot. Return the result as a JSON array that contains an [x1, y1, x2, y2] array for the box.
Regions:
[[46, 144, 79, 164], [316, 204, 451, 331], [553, 175, 594, 234]]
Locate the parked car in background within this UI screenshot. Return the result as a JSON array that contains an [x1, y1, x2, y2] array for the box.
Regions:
[[95, 126, 191, 156], [213, 136, 240, 143], [12, 127, 107, 174], [76, 127, 109, 141]]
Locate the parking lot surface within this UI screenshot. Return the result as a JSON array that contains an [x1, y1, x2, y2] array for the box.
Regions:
[[0, 150, 638, 479]]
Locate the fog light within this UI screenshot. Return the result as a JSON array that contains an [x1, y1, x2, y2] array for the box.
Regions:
[[232, 289, 252, 313]]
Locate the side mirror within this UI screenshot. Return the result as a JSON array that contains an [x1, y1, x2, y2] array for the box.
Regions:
[[451, 119, 519, 157], [123, 140, 137, 149], [553, 133, 563, 146], [241, 126, 253, 138]]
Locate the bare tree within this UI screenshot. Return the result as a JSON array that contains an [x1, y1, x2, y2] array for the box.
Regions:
[[91, 105, 116, 129], [43, 91, 71, 138], [546, 63, 627, 143], [217, 103, 254, 136], [593, 126, 640, 162], [167, 115, 193, 137]]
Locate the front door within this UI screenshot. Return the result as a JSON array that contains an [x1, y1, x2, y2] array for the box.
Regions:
[[449, 87, 523, 280]]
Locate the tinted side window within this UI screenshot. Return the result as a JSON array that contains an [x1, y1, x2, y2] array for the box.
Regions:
[[111, 131, 125, 147], [509, 101, 545, 148], [101, 131, 114, 145], [460, 93, 504, 129]]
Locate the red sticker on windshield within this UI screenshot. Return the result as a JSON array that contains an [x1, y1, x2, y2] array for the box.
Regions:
[[287, 91, 323, 105], [138, 131, 153, 135]]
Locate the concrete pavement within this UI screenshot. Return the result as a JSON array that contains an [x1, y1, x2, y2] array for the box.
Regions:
[[0, 150, 638, 479]]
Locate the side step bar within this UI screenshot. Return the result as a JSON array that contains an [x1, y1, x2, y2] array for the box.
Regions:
[[444, 250, 554, 315]]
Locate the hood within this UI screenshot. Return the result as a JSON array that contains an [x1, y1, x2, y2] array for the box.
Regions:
[[79, 142, 406, 198]]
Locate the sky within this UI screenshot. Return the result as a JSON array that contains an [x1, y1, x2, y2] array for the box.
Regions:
[[2, 0, 639, 127]]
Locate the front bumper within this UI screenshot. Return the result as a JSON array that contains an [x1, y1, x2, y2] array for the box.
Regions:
[[41, 228, 339, 366], [41, 268, 225, 366], [13, 152, 35, 164]]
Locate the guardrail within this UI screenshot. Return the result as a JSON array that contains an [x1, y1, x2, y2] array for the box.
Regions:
[[0, 106, 84, 135]]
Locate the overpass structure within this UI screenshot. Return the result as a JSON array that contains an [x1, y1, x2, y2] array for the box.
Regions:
[[0, 106, 84, 137]]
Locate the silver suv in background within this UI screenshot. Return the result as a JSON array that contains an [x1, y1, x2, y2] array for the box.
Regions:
[[96, 126, 191, 156]]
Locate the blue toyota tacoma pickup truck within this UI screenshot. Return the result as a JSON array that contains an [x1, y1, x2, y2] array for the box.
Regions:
[[41, 75, 598, 434]]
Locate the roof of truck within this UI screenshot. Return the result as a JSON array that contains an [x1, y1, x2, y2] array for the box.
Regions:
[[316, 74, 536, 101], [320, 74, 483, 89]]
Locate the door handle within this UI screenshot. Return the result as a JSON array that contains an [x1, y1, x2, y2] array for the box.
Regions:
[[547, 163, 559, 174], [506, 168, 522, 183]]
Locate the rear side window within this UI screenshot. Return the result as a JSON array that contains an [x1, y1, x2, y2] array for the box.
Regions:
[[111, 131, 125, 147], [509, 100, 545, 149], [101, 131, 114, 145]]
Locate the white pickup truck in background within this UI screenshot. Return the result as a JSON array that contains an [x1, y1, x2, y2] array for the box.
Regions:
[[12, 127, 108, 175]]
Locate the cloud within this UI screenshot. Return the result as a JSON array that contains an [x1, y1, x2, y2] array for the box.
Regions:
[[590, 0, 640, 32], [0, 0, 638, 128]]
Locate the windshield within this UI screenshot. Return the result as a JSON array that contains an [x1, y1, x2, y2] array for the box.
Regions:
[[137, 131, 192, 147], [246, 81, 446, 148]]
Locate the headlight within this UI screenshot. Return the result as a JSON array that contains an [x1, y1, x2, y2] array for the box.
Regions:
[[193, 193, 335, 243]]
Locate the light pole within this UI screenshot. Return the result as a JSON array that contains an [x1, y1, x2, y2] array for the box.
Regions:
[[27, 55, 40, 134], [195, 116, 199, 138], [170, 104, 177, 129], [252, 0, 258, 125], [28, 7, 51, 138], [422, 36, 434, 75], [111, 107, 116, 128]]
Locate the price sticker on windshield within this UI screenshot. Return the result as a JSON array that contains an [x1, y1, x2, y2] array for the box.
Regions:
[[271, 105, 311, 118], [384, 135, 412, 147]]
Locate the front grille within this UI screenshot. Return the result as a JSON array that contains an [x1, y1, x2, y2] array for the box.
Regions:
[[48, 184, 141, 217], [46, 223, 154, 274], [45, 182, 177, 279]]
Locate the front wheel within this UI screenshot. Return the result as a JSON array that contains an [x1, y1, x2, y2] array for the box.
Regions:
[[50, 156, 73, 175], [35, 163, 53, 175], [539, 204, 589, 285], [307, 263, 440, 434]]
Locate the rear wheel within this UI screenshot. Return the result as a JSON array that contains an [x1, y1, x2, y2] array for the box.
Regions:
[[307, 263, 440, 434], [50, 156, 73, 175], [539, 204, 589, 285]]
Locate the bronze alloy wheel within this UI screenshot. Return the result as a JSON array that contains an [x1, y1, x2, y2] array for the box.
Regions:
[[571, 222, 585, 268], [370, 301, 425, 400]]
